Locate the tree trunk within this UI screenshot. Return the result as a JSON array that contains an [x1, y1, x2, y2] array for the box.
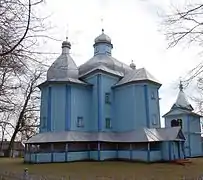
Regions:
[[5, 85, 33, 157]]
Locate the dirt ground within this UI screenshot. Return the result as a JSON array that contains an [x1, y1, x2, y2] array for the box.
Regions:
[[0, 158, 203, 180]]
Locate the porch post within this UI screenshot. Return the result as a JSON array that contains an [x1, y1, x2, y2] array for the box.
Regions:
[[87, 143, 90, 160], [98, 142, 100, 161], [147, 142, 150, 162], [130, 143, 133, 160], [116, 143, 119, 159], [65, 143, 68, 162], [51, 143, 54, 163], [168, 141, 171, 161]]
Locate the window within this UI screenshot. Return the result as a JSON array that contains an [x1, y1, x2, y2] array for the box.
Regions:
[[151, 91, 156, 100], [77, 117, 84, 127], [171, 119, 178, 127], [152, 114, 157, 125], [105, 93, 111, 104], [105, 118, 111, 129]]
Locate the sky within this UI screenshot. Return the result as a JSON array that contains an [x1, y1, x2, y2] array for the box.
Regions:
[[39, 0, 202, 127]]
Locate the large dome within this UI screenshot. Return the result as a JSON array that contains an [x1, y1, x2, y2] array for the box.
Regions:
[[79, 54, 132, 77], [47, 39, 79, 81]]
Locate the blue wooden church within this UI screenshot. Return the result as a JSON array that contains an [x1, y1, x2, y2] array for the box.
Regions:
[[24, 30, 202, 163]]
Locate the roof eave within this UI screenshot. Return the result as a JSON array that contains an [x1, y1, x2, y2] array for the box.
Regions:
[[38, 80, 91, 89], [112, 80, 162, 89], [79, 68, 123, 79]]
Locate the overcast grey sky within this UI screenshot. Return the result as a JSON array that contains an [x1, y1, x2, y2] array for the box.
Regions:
[[40, 0, 202, 126]]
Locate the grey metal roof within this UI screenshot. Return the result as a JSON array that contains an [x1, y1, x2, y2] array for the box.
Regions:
[[114, 68, 161, 87], [94, 29, 111, 44], [171, 83, 194, 111], [79, 54, 132, 78], [26, 127, 184, 144], [38, 78, 89, 89], [79, 64, 124, 78], [47, 39, 79, 81], [162, 108, 202, 118]]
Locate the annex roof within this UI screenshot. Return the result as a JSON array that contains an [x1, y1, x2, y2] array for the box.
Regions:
[[114, 68, 161, 87]]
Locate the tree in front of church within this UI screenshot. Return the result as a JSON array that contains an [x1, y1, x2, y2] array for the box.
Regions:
[[162, 1, 203, 114]]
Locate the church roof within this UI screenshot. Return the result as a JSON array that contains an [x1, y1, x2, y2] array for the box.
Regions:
[[26, 127, 185, 144], [114, 68, 161, 87], [79, 54, 132, 78], [38, 77, 89, 89], [47, 38, 79, 81], [162, 108, 202, 118], [79, 64, 124, 78], [171, 82, 194, 111]]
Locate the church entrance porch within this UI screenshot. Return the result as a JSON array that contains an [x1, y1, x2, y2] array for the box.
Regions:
[[24, 141, 163, 163]]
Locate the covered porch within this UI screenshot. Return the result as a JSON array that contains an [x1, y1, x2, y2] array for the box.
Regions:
[[24, 126, 185, 163]]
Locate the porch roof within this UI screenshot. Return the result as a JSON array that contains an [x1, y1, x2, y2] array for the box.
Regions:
[[26, 127, 185, 144]]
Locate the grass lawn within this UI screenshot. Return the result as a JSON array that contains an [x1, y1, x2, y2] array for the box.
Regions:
[[0, 158, 203, 179]]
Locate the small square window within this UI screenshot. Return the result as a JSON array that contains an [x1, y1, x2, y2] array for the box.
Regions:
[[105, 93, 111, 104], [151, 91, 156, 100], [105, 118, 112, 129], [77, 117, 84, 127]]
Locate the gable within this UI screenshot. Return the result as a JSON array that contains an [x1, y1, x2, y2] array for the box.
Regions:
[[162, 109, 187, 117], [163, 108, 202, 118]]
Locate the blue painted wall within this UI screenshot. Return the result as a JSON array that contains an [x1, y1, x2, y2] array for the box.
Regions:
[[84, 75, 98, 131], [51, 85, 66, 131], [114, 84, 136, 131], [70, 85, 92, 131], [40, 83, 92, 132], [39, 86, 48, 133], [84, 73, 119, 131], [100, 74, 119, 131], [165, 113, 202, 157], [114, 82, 161, 131], [147, 83, 161, 128]]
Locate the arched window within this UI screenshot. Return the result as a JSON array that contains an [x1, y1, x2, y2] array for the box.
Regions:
[[171, 119, 178, 127]]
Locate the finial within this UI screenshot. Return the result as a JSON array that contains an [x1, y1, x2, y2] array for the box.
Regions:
[[179, 80, 183, 91], [130, 60, 136, 70], [65, 23, 69, 41], [101, 18, 104, 33]]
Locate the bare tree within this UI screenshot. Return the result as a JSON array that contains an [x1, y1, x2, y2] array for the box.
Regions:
[[162, 2, 203, 79], [2, 68, 44, 157], [161, 1, 203, 114]]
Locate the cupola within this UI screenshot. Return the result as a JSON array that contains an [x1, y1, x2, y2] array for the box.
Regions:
[[47, 37, 79, 81], [93, 29, 113, 56]]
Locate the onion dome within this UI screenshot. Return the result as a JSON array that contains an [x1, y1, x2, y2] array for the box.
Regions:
[[94, 29, 112, 44], [47, 37, 79, 81]]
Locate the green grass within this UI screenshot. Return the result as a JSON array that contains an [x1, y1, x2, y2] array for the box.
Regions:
[[0, 158, 203, 179]]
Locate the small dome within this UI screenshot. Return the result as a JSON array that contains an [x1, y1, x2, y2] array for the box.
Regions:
[[130, 60, 136, 70], [47, 38, 79, 81], [94, 29, 111, 44]]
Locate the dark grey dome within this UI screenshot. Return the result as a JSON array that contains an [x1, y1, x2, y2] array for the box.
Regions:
[[94, 29, 111, 44], [47, 39, 79, 80]]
